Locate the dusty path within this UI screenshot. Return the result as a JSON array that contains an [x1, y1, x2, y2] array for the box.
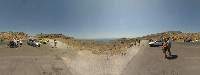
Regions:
[[122, 42, 200, 75], [61, 46, 141, 75], [56, 40, 148, 75]]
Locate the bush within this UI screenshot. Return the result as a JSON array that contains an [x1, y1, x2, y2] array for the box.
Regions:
[[0, 39, 4, 42], [0, 39, 5, 45]]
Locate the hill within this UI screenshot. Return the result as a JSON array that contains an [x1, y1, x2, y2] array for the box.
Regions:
[[141, 31, 200, 42], [0, 32, 28, 41]]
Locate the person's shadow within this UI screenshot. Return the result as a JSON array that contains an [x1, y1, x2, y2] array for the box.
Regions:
[[166, 54, 178, 60]]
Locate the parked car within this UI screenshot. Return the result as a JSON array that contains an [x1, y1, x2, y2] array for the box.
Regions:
[[149, 40, 163, 47], [38, 38, 49, 44], [27, 39, 41, 47], [8, 41, 18, 48], [184, 38, 192, 42]]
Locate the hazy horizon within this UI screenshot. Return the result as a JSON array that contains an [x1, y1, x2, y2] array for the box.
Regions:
[[0, 0, 200, 39]]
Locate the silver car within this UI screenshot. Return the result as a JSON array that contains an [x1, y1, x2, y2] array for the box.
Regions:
[[27, 39, 41, 47], [149, 40, 163, 47]]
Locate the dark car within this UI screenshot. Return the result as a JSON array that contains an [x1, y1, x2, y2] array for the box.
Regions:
[[8, 41, 18, 48], [184, 38, 192, 42]]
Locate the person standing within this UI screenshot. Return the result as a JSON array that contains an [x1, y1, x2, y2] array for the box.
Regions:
[[162, 39, 168, 59], [167, 38, 172, 56], [162, 38, 171, 59], [54, 39, 57, 48], [138, 39, 141, 46], [19, 39, 23, 47], [13, 38, 18, 48]]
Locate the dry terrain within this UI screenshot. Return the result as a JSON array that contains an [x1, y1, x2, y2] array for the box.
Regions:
[[0, 39, 145, 75], [1, 34, 200, 75]]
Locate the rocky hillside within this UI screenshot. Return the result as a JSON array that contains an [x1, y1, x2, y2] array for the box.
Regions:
[[38, 34, 139, 55], [141, 31, 200, 42], [0, 32, 28, 41]]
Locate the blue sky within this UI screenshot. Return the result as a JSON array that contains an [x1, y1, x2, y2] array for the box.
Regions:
[[0, 0, 200, 38]]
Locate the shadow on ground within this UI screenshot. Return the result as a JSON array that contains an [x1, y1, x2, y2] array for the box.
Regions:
[[166, 54, 178, 60]]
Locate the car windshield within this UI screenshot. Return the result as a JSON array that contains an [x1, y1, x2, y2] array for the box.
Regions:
[[32, 39, 38, 42], [155, 41, 162, 42], [29, 39, 34, 41]]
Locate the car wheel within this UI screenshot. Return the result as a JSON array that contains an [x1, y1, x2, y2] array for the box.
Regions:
[[149, 44, 154, 47], [33, 44, 36, 47]]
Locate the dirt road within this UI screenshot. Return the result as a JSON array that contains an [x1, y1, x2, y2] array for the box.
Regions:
[[122, 42, 200, 75], [0, 43, 73, 75]]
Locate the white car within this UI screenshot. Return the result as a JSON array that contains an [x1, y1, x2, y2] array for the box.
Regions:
[[27, 39, 41, 47], [149, 40, 163, 47]]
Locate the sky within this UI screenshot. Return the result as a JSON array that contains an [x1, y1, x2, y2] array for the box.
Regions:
[[0, 0, 200, 39]]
